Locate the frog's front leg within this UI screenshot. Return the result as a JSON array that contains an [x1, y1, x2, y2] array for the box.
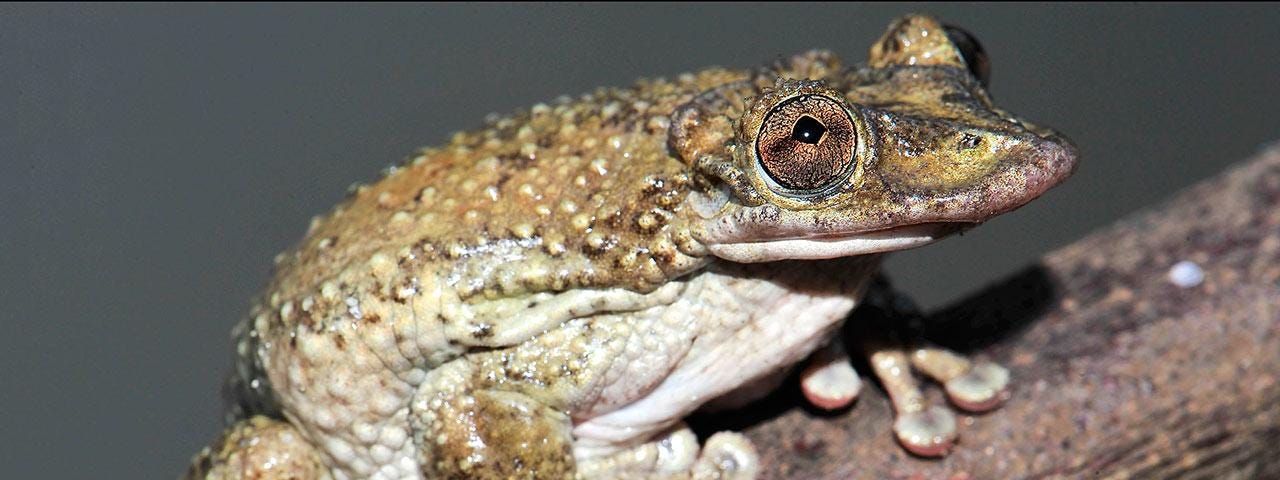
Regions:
[[864, 336, 1008, 456], [410, 360, 576, 479], [799, 276, 1010, 457]]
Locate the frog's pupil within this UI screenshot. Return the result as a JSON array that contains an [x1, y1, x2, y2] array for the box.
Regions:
[[792, 115, 826, 145]]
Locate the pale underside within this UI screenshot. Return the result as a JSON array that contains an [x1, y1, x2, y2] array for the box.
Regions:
[[270, 255, 878, 479]]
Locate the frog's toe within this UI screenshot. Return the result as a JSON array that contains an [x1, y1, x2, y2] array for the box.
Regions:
[[944, 361, 1010, 412], [892, 405, 957, 457], [909, 345, 1011, 412], [800, 340, 862, 411], [691, 432, 759, 480]]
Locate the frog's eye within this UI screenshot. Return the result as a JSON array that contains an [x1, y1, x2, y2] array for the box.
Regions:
[[755, 94, 857, 193], [943, 24, 990, 88]]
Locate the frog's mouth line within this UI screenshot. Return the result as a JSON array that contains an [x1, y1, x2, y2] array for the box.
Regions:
[[706, 222, 971, 263]]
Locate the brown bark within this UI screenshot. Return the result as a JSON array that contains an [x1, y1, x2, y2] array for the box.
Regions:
[[694, 147, 1280, 479]]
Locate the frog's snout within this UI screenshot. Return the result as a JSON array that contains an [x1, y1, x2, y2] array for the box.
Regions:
[[1022, 134, 1080, 204]]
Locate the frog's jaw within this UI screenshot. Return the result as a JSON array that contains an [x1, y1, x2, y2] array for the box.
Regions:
[[705, 223, 954, 263]]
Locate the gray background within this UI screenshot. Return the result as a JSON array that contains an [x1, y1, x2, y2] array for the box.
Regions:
[[4, 4, 1279, 478]]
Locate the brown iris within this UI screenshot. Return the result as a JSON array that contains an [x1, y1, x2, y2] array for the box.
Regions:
[[755, 95, 856, 192]]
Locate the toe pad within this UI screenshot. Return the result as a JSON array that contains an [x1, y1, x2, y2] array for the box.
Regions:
[[892, 406, 957, 457], [801, 357, 862, 411], [945, 362, 1010, 412]]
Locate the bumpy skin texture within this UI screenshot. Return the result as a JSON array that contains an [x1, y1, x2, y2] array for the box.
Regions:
[[188, 416, 333, 480], [191, 15, 1077, 480]]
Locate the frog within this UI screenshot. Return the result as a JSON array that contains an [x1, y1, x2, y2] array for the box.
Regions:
[[186, 14, 1078, 480]]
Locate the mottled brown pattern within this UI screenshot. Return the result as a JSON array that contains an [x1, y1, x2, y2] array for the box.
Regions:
[[269, 68, 747, 303]]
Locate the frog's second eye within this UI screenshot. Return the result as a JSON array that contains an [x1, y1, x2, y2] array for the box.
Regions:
[[943, 24, 991, 88], [756, 95, 856, 193]]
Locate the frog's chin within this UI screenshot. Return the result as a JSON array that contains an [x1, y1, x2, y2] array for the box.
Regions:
[[706, 222, 965, 263]]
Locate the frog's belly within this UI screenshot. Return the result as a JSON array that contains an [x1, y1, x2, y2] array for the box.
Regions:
[[571, 257, 878, 458]]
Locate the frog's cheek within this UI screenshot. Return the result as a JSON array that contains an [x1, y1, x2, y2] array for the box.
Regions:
[[703, 223, 944, 263]]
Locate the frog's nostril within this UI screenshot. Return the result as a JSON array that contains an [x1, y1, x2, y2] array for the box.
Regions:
[[1047, 137, 1081, 180], [1024, 137, 1080, 198]]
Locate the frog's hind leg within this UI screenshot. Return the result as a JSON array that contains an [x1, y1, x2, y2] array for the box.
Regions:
[[185, 415, 332, 480]]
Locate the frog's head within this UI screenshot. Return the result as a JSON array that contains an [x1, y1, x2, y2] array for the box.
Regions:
[[671, 14, 1078, 263]]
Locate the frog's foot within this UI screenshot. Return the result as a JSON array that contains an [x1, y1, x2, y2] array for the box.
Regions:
[[799, 339, 863, 411], [410, 361, 576, 479], [575, 426, 758, 480], [864, 339, 1010, 457], [184, 415, 331, 480]]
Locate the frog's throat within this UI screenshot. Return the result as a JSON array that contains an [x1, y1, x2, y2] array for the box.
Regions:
[[705, 222, 957, 263]]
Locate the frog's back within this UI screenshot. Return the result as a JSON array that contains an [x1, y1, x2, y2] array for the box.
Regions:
[[266, 68, 762, 305]]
